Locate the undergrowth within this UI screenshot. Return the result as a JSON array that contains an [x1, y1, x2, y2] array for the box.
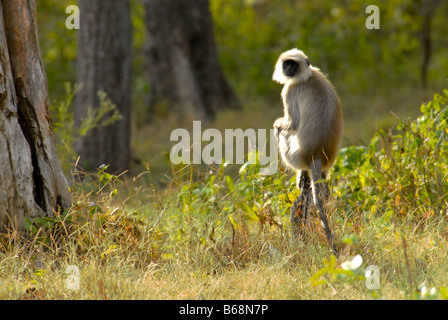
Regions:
[[1, 90, 448, 299]]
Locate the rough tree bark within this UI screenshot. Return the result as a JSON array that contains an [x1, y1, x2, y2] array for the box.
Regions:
[[143, 0, 239, 121], [0, 1, 71, 232], [75, 0, 132, 173]]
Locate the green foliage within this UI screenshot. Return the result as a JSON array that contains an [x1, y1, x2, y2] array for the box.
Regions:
[[78, 91, 123, 135], [37, 0, 77, 102], [310, 254, 365, 287], [171, 151, 296, 245], [333, 89, 448, 221], [51, 83, 122, 172], [210, 0, 448, 101], [38, 0, 448, 108]]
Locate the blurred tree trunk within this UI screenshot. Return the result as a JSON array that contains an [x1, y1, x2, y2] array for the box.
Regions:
[[143, 0, 239, 121], [75, 0, 132, 173], [0, 1, 71, 232], [418, 0, 441, 90]]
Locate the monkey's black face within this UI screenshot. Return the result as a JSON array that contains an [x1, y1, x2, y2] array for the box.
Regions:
[[283, 60, 300, 77]]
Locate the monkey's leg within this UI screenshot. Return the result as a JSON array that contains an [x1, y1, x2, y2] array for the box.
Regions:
[[310, 159, 337, 253], [291, 170, 311, 238]]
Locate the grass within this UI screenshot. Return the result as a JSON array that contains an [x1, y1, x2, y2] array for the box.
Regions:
[[1, 88, 448, 300], [1, 161, 447, 300], [1, 200, 447, 299]]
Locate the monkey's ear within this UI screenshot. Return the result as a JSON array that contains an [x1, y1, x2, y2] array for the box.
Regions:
[[306, 58, 310, 66]]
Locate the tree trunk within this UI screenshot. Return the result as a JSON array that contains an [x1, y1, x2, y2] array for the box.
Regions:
[[143, 0, 239, 121], [419, 0, 441, 90], [420, 3, 432, 91], [75, 0, 132, 173], [0, 1, 71, 232]]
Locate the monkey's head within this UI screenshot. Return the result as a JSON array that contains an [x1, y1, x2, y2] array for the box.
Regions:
[[272, 49, 312, 85]]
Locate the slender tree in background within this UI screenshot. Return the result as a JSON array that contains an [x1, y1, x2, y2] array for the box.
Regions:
[[75, 0, 132, 173], [143, 0, 239, 121], [417, 0, 441, 90], [0, 1, 71, 232]]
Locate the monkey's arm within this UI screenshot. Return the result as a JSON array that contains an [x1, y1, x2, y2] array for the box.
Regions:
[[273, 117, 298, 140]]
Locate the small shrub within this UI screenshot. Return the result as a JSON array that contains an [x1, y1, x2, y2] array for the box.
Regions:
[[51, 83, 122, 173], [333, 89, 448, 222]]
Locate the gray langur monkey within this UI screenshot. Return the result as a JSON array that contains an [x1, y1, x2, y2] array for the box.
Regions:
[[272, 48, 343, 252]]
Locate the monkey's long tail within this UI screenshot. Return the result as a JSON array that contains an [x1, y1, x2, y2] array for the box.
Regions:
[[310, 159, 338, 255]]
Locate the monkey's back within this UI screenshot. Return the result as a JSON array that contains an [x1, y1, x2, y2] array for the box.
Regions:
[[281, 68, 343, 171]]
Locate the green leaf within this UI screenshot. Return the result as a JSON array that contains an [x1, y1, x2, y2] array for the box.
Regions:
[[228, 214, 239, 229], [23, 217, 35, 233], [225, 175, 235, 192], [110, 189, 118, 197]]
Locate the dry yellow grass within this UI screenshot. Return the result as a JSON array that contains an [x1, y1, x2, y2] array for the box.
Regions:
[[1, 202, 447, 300]]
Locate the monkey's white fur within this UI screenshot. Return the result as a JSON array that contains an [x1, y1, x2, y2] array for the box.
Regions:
[[273, 49, 313, 84]]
